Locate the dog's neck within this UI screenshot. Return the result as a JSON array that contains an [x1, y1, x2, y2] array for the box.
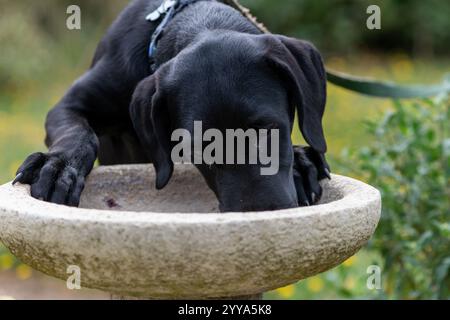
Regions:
[[154, 0, 261, 68]]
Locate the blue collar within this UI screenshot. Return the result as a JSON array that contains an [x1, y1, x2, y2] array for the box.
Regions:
[[146, 0, 205, 72]]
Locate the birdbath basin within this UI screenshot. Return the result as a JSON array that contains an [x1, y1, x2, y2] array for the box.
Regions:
[[0, 164, 381, 299]]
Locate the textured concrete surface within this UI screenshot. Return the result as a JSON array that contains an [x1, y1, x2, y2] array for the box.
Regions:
[[0, 164, 381, 299]]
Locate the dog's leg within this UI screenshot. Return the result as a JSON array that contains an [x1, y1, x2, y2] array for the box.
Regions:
[[293, 146, 331, 206], [14, 62, 134, 206]]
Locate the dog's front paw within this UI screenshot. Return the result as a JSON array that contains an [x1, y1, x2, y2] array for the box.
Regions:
[[293, 146, 331, 206], [13, 152, 86, 207]]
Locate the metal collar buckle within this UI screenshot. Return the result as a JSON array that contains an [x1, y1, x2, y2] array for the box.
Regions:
[[146, 0, 178, 22]]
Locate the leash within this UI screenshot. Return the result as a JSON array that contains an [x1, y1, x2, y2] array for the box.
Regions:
[[147, 0, 450, 98]]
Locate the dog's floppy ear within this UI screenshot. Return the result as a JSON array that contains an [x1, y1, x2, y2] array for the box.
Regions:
[[262, 35, 327, 153], [130, 72, 173, 190]]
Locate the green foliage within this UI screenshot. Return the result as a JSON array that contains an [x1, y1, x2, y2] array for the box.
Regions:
[[265, 250, 384, 300], [343, 97, 449, 299], [243, 0, 450, 56], [1, 0, 449, 90], [0, 0, 126, 89]]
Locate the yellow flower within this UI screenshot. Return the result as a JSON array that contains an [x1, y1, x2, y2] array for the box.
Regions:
[[276, 284, 296, 299], [343, 255, 357, 267], [344, 277, 356, 290], [0, 254, 14, 270], [16, 264, 32, 280], [307, 277, 324, 293]]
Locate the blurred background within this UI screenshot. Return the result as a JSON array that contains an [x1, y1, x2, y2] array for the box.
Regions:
[[0, 0, 448, 299]]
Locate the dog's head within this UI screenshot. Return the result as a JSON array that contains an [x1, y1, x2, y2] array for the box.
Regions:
[[130, 32, 327, 212]]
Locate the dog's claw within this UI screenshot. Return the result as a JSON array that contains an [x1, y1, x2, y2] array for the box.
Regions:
[[324, 168, 331, 180], [12, 172, 24, 186], [311, 193, 316, 204]]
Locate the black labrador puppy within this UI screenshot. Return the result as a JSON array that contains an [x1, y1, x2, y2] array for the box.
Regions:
[[14, 0, 330, 212]]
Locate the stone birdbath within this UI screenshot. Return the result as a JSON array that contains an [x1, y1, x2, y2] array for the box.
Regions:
[[0, 164, 381, 299]]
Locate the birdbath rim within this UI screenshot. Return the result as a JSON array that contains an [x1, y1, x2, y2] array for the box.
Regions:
[[0, 164, 378, 222]]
